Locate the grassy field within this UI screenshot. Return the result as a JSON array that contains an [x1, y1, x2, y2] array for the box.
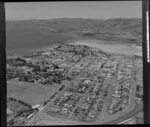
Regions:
[[7, 80, 59, 106], [7, 101, 29, 114]]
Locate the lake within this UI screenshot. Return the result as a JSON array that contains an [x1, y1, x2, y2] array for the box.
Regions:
[[6, 25, 76, 56], [6, 25, 142, 57]]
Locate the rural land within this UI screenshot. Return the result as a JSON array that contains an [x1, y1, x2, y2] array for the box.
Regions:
[[6, 18, 143, 125]]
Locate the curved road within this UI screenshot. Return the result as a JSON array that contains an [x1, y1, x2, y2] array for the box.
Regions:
[[105, 104, 143, 124]]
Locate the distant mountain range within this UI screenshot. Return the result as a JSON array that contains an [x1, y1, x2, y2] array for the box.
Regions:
[[6, 18, 142, 46]]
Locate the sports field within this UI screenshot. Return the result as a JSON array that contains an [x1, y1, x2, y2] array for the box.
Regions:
[[7, 80, 59, 106]]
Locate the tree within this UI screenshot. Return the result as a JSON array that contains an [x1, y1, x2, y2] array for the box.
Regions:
[[18, 100, 24, 104], [9, 97, 17, 102], [34, 108, 39, 112], [33, 66, 40, 72]]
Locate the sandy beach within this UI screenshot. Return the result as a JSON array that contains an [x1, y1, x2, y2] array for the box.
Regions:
[[67, 39, 142, 56]]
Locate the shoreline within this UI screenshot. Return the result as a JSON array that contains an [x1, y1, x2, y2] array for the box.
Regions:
[[66, 39, 142, 57], [7, 38, 142, 58]]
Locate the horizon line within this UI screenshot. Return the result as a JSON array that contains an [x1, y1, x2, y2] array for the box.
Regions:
[[6, 17, 142, 21]]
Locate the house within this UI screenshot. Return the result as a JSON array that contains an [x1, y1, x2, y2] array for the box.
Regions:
[[27, 113, 34, 119], [32, 104, 40, 109], [41, 52, 51, 56], [48, 106, 60, 112]]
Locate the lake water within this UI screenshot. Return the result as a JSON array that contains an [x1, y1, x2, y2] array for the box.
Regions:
[[67, 39, 142, 56], [6, 26, 76, 56], [6, 26, 142, 57]]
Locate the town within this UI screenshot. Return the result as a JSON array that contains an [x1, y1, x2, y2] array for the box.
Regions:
[[7, 44, 143, 125]]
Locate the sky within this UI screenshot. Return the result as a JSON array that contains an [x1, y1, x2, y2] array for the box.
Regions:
[[5, 1, 142, 20]]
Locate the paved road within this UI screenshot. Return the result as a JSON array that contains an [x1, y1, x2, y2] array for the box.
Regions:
[[104, 56, 142, 125], [105, 56, 142, 125], [105, 104, 143, 124], [27, 54, 142, 125], [26, 55, 98, 125]]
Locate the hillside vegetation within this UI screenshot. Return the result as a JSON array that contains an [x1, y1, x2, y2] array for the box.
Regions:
[[7, 18, 142, 46]]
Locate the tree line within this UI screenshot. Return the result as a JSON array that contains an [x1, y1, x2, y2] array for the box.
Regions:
[[8, 97, 32, 108]]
